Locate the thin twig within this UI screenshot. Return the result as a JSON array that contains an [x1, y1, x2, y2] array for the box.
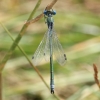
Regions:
[[24, 14, 44, 25], [25, 0, 58, 25], [46, 0, 57, 10], [93, 64, 100, 88], [0, 73, 2, 100], [0, 22, 61, 100]]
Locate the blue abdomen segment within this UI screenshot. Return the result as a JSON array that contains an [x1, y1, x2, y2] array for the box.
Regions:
[[51, 84, 54, 94]]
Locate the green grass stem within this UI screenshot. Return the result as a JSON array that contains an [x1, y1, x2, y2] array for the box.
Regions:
[[0, 73, 2, 100], [0, 0, 42, 72], [0, 1, 41, 100]]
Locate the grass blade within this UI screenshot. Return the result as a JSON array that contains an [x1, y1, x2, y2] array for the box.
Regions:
[[0, 74, 2, 100]]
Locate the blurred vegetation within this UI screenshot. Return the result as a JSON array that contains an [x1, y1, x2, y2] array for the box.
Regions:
[[0, 0, 100, 100]]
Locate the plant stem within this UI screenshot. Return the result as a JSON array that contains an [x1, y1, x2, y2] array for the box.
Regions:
[[0, 73, 2, 100], [0, 0, 42, 72]]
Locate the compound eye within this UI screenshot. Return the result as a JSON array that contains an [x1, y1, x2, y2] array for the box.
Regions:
[[43, 10, 47, 15], [52, 10, 56, 15]]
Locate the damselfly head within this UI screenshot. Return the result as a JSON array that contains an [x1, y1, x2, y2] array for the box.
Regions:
[[43, 9, 56, 16]]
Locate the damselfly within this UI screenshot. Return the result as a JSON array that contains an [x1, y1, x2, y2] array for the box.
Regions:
[[32, 9, 67, 94]]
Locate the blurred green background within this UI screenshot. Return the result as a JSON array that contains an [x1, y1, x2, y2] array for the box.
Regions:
[[0, 0, 100, 100]]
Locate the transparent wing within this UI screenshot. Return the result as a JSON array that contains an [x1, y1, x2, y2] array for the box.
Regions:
[[32, 28, 67, 66], [32, 30, 50, 66], [52, 30, 67, 66], [43, 28, 51, 62]]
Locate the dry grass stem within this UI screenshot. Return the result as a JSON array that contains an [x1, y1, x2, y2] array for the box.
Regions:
[[93, 64, 100, 88]]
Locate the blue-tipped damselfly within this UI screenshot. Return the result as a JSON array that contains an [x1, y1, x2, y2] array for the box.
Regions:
[[32, 9, 67, 94]]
